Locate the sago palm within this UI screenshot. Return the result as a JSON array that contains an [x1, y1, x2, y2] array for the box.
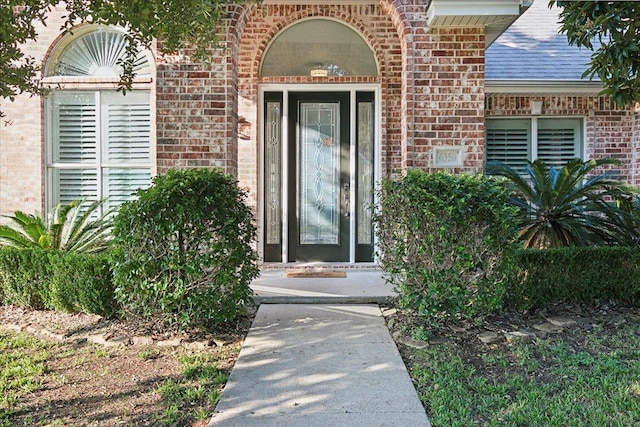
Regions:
[[0, 199, 113, 253], [488, 158, 638, 249]]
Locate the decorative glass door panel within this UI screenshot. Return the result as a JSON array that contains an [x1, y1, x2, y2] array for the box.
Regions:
[[263, 93, 283, 261], [299, 102, 340, 245], [263, 91, 375, 263], [356, 92, 375, 261], [288, 92, 349, 262]]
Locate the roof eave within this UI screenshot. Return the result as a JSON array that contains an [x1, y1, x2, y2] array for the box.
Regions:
[[485, 80, 605, 96], [426, 0, 533, 46]]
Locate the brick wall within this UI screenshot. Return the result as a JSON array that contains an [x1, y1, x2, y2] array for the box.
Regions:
[[234, 2, 402, 206], [411, 27, 486, 173], [4, 2, 639, 220], [155, 59, 234, 173], [486, 95, 636, 182], [233, 1, 488, 194], [0, 6, 69, 215], [633, 105, 640, 186]]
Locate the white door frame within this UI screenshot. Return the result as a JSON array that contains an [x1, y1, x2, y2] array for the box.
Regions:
[[257, 83, 381, 263]]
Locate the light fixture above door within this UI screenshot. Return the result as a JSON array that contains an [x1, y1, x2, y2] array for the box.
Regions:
[[309, 63, 348, 77], [310, 64, 328, 77]]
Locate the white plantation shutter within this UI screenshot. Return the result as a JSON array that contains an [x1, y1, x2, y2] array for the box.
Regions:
[[537, 118, 582, 168], [52, 93, 97, 163], [103, 92, 151, 163], [56, 169, 98, 206], [102, 92, 151, 211], [486, 119, 531, 173], [486, 118, 582, 175], [51, 93, 99, 206], [48, 91, 151, 213], [104, 168, 151, 211]]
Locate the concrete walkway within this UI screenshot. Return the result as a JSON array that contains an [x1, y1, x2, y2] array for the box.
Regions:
[[208, 300, 431, 426]]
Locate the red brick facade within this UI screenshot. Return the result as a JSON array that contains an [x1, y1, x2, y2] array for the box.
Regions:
[[486, 95, 637, 184], [1, 0, 638, 217]]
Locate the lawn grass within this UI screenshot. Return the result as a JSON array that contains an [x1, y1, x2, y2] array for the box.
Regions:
[[154, 352, 233, 426], [0, 332, 51, 426], [0, 329, 239, 426], [405, 319, 640, 426]]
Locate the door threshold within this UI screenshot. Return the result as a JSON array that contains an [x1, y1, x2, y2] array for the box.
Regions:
[[253, 295, 393, 305], [259, 262, 379, 270]]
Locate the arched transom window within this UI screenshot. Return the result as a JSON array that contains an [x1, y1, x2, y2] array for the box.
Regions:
[[260, 19, 378, 77], [45, 27, 153, 214]]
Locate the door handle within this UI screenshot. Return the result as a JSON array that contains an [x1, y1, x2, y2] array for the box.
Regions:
[[343, 182, 350, 217]]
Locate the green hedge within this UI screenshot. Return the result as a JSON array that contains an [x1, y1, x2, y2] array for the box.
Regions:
[[509, 247, 640, 309], [111, 168, 259, 330], [375, 170, 520, 321], [0, 247, 116, 317]]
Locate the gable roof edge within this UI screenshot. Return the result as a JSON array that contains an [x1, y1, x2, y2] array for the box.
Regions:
[[485, 80, 604, 96]]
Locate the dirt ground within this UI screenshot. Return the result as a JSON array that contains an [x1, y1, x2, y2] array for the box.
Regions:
[[388, 301, 640, 379], [0, 306, 253, 427], [3, 301, 639, 426]]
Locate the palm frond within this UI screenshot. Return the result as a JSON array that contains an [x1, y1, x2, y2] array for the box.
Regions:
[[0, 223, 39, 248], [489, 157, 638, 249], [0, 199, 114, 253]]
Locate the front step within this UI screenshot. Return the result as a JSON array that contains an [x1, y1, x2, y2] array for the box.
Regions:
[[253, 295, 394, 305], [250, 268, 395, 305], [259, 262, 379, 270]]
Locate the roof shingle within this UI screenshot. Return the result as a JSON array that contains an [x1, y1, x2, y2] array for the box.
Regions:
[[485, 0, 598, 81]]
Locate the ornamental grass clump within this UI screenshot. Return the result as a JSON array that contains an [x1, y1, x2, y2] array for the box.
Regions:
[[110, 168, 259, 331]]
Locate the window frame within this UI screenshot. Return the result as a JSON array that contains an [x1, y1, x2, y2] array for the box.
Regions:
[[485, 116, 586, 172], [43, 26, 155, 215]]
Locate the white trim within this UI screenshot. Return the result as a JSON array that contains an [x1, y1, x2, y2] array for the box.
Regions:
[[45, 90, 153, 214], [349, 90, 357, 264], [486, 116, 585, 166], [260, 84, 380, 92], [485, 80, 604, 95], [263, 0, 375, 4], [427, 0, 526, 27], [531, 116, 538, 161], [44, 25, 153, 78], [45, 96, 54, 211], [257, 83, 381, 264], [96, 91, 104, 201], [582, 119, 588, 160], [373, 89, 382, 263], [282, 92, 290, 263], [257, 91, 265, 262]]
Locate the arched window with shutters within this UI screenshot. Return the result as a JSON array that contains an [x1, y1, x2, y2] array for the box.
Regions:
[[44, 26, 154, 214]]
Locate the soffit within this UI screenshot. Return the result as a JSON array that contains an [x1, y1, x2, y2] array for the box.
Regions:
[[426, 0, 532, 46]]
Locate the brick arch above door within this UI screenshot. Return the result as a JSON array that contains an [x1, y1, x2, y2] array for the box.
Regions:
[[237, 4, 397, 83], [234, 3, 403, 186]]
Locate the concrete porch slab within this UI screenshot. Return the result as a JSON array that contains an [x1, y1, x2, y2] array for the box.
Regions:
[[250, 269, 396, 304]]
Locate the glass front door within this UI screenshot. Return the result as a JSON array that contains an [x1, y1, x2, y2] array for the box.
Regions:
[[262, 91, 375, 263], [289, 93, 350, 261]]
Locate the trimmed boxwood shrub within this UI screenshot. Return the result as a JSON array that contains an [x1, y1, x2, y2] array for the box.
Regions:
[[0, 248, 50, 309], [509, 247, 640, 309], [47, 251, 115, 317], [0, 247, 115, 317], [375, 170, 520, 322], [111, 168, 259, 330]]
